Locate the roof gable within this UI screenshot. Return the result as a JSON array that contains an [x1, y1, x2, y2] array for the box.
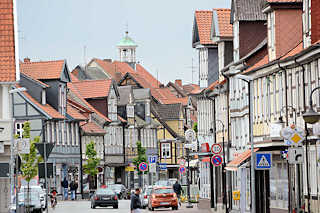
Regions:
[[0, 0, 16, 82], [72, 79, 113, 99], [212, 9, 233, 40], [193, 10, 215, 46]]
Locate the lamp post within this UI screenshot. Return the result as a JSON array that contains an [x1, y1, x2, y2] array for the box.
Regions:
[[9, 87, 27, 213], [302, 86, 320, 212], [235, 74, 255, 213], [210, 119, 227, 213]]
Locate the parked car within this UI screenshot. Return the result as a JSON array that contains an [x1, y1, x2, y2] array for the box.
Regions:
[[90, 188, 118, 209], [140, 185, 153, 209], [18, 191, 43, 213], [20, 185, 46, 209], [107, 184, 128, 199], [148, 187, 178, 211]]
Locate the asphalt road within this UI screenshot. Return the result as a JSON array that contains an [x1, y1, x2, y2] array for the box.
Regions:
[[47, 200, 203, 213]]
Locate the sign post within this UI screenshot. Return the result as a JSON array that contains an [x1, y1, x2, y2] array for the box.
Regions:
[[211, 155, 223, 167]]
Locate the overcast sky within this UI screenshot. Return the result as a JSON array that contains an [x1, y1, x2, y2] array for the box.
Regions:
[[17, 0, 231, 84]]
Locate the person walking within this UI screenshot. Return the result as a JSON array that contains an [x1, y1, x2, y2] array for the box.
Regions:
[[130, 188, 142, 213], [173, 181, 183, 206], [69, 180, 76, 201], [61, 177, 69, 200], [74, 180, 78, 200]]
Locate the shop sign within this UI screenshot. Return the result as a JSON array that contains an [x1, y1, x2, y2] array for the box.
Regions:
[[125, 166, 135, 172]]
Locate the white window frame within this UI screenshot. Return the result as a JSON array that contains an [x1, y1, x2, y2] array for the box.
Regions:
[[161, 143, 171, 158], [15, 122, 24, 139]]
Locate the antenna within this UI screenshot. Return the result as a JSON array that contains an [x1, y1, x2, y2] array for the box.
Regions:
[[125, 21, 129, 34], [185, 58, 198, 84]]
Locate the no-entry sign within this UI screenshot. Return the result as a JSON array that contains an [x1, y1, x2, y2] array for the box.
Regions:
[[179, 166, 186, 175], [139, 162, 148, 172], [211, 155, 223, 167]]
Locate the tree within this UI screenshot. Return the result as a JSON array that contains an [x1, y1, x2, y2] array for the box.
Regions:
[[19, 121, 42, 213], [83, 141, 100, 190], [193, 122, 198, 133], [132, 141, 147, 187]]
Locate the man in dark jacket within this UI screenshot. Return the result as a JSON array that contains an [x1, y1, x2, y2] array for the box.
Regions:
[[173, 181, 183, 206], [130, 188, 142, 213], [61, 177, 69, 200]]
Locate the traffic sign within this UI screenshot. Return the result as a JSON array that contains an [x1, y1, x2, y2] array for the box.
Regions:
[[159, 163, 167, 171], [178, 158, 186, 166], [288, 147, 304, 164], [211, 155, 223, 166], [281, 125, 305, 146], [149, 163, 156, 173], [139, 162, 148, 172], [179, 166, 186, 175], [17, 138, 30, 154], [148, 156, 157, 164], [211, 144, 222, 154], [255, 153, 272, 170]]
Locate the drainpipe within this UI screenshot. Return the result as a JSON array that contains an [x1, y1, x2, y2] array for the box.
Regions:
[[122, 122, 126, 186], [79, 125, 84, 199], [278, 61, 292, 213], [295, 59, 310, 211]]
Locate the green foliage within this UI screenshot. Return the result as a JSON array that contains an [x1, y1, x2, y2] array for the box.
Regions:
[[193, 122, 198, 133], [132, 141, 148, 175], [20, 122, 42, 182], [83, 141, 100, 177]]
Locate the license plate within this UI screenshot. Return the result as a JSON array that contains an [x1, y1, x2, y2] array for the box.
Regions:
[[160, 202, 169, 205], [103, 197, 110, 200]]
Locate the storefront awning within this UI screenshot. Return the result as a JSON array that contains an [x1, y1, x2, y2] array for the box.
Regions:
[[225, 148, 259, 171]]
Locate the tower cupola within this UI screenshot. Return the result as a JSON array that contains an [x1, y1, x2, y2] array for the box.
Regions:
[[117, 31, 138, 68]]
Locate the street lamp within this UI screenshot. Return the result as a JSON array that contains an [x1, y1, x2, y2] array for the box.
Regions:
[[234, 74, 255, 213], [9, 87, 27, 213], [210, 119, 227, 213], [303, 86, 320, 124]]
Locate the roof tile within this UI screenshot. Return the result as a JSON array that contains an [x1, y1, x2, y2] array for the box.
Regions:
[[20, 60, 65, 80], [80, 121, 106, 134], [214, 9, 233, 38], [72, 79, 112, 99], [0, 0, 16, 82], [195, 11, 215, 45]]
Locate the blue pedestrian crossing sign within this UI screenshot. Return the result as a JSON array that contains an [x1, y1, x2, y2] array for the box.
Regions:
[[255, 153, 272, 170]]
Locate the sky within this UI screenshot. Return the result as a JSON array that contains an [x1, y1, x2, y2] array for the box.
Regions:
[[17, 0, 231, 85]]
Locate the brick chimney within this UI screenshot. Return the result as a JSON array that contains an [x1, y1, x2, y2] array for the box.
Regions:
[[24, 58, 30, 63], [264, 1, 303, 61], [175, 79, 182, 87]]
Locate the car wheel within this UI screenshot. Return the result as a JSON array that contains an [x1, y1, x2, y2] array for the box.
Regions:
[[151, 207, 154, 211], [113, 205, 118, 209]]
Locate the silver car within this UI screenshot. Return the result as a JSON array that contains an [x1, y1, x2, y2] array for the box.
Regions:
[[140, 186, 153, 209], [18, 191, 43, 213]]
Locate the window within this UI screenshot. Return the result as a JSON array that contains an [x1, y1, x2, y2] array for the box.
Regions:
[[161, 143, 171, 158], [268, 11, 276, 60], [233, 21, 239, 61], [15, 122, 24, 138]]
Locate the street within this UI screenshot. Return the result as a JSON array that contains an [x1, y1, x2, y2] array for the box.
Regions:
[[47, 200, 206, 213]]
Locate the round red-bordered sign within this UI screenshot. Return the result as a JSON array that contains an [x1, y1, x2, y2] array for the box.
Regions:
[[178, 158, 186, 166], [211, 144, 222, 154], [211, 155, 223, 166], [139, 162, 148, 172], [179, 166, 186, 175]]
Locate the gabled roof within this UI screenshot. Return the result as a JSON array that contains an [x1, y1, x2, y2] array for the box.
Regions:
[[166, 82, 187, 97], [182, 84, 200, 94], [0, 0, 16, 82], [80, 121, 106, 135], [230, 0, 267, 24], [136, 64, 160, 88], [15, 84, 64, 120], [20, 60, 67, 80], [72, 79, 113, 99], [193, 10, 215, 46], [153, 103, 182, 120], [67, 102, 88, 121], [21, 72, 50, 88], [212, 9, 233, 39]]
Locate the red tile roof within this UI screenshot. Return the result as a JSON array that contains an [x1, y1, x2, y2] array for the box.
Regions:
[[244, 54, 269, 73], [267, 0, 302, 2], [136, 64, 160, 88], [195, 11, 215, 45], [68, 82, 112, 122], [16, 84, 64, 119], [93, 58, 119, 79], [80, 121, 106, 134], [67, 103, 88, 120], [214, 9, 233, 38], [72, 79, 112, 99], [20, 60, 65, 80], [280, 42, 303, 59], [70, 73, 80, 82], [183, 84, 200, 94], [0, 0, 16, 82]]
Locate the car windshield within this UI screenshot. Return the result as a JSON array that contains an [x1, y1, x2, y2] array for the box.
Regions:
[[154, 188, 174, 194], [146, 188, 152, 195], [154, 180, 170, 186], [96, 188, 114, 195], [19, 192, 39, 201]]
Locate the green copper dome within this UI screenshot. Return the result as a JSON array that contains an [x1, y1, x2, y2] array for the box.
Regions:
[[117, 31, 137, 47]]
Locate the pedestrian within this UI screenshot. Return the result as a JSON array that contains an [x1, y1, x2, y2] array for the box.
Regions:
[[130, 188, 142, 213], [61, 177, 69, 200], [69, 180, 76, 201], [173, 180, 183, 206], [74, 180, 78, 200]]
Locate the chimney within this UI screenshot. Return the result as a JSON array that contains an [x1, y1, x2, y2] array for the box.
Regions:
[[175, 79, 182, 87], [103, 59, 112, 62], [24, 58, 30, 63]]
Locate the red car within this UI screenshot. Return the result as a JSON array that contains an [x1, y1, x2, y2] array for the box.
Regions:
[[148, 187, 178, 211]]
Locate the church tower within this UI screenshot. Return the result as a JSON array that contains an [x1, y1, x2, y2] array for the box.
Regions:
[[117, 31, 138, 69]]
